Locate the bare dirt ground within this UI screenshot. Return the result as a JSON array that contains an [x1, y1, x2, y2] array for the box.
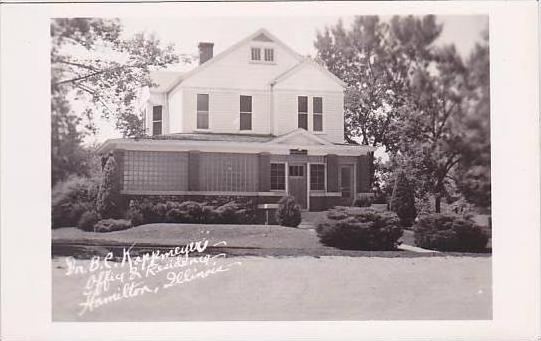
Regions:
[[52, 255, 491, 321]]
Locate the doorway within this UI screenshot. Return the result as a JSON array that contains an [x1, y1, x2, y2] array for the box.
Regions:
[[287, 163, 307, 209]]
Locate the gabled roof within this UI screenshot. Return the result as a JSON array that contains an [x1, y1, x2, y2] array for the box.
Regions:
[[166, 28, 305, 94], [269, 128, 334, 146], [270, 58, 346, 88]]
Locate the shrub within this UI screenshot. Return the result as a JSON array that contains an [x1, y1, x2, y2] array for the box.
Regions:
[[94, 219, 133, 233], [414, 213, 488, 252], [96, 154, 122, 219], [275, 196, 302, 227], [390, 171, 417, 227], [151, 203, 168, 222], [52, 176, 100, 228], [125, 208, 144, 227], [214, 201, 240, 224], [353, 196, 372, 207], [316, 207, 403, 250], [178, 201, 204, 223], [77, 211, 101, 231]]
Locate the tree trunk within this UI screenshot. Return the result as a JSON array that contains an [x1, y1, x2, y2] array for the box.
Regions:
[[435, 195, 441, 213]]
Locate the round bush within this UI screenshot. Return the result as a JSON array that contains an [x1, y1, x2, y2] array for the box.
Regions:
[[353, 196, 372, 207], [125, 208, 144, 227], [414, 213, 488, 252], [275, 196, 302, 227], [316, 208, 403, 250], [77, 211, 100, 232], [51, 176, 99, 228]]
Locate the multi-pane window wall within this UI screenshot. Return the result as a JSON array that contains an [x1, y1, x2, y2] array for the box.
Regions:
[[197, 94, 209, 129], [123, 151, 188, 191], [199, 153, 259, 192]]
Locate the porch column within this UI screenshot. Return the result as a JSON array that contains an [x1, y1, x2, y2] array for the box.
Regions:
[[258, 152, 271, 192], [357, 154, 371, 192], [188, 150, 200, 191], [326, 154, 339, 192]]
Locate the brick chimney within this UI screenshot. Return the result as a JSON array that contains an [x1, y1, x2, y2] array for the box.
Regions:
[[198, 42, 214, 65]]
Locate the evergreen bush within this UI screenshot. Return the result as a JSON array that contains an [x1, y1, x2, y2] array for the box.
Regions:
[[96, 154, 122, 219], [275, 196, 302, 227], [390, 171, 417, 227]]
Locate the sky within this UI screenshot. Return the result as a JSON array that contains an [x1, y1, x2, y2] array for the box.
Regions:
[[87, 15, 488, 144]]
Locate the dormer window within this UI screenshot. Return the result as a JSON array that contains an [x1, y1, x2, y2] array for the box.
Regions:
[[251, 48, 261, 61]]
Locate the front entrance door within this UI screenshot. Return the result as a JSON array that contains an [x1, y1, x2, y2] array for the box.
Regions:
[[288, 163, 307, 209], [338, 165, 354, 206]]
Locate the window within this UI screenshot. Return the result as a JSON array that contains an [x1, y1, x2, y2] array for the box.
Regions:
[[270, 163, 285, 190], [264, 48, 274, 62], [197, 94, 209, 129], [313, 97, 323, 131], [289, 165, 304, 177], [240, 95, 252, 131], [298, 96, 308, 130], [251, 47, 261, 61], [310, 164, 325, 190], [152, 105, 162, 136]]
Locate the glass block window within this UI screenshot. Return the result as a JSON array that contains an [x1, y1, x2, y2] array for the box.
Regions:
[[251, 47, 261, 61], [270, 163, 285, 190], [313, 97, 323, 132], [197, 94, 209, 129], [310, 164, 325, 190], [199, 153, 258, 192], [240, 95, 252, 131], [298, 96, 308, 130], [123, 151, 188, 192], [264, 48, 274, 62], [152, 105, 162, 136]]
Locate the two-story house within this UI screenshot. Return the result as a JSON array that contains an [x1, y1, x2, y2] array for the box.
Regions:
[[97, 28, 376, 211]]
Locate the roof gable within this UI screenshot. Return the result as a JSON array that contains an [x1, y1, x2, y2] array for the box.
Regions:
[[168, 28, 304, 94], [271, 59, 346, 89], [269, 129, 333, 146]]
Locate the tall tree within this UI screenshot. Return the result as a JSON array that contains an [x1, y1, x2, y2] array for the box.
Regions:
[[51, 18, 182, 184], [454, 31, 491, 210]]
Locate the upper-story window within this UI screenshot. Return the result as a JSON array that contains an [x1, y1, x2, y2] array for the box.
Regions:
[[152, 105, 162, 136], [264, 48, 274, 62], [313, 97, 323, 132], [240, 95, 252, 131], [298, 96, 308, 130], [196, 94, 209, 130], [251, 48, 261, 61]]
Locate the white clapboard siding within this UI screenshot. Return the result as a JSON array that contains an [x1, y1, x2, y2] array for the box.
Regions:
[[168, 89, 183, 133], [178, 40, 300, 91], [180, 88, 271, 134], [272, 89, 344, 143], [273, 62, 344, 92]]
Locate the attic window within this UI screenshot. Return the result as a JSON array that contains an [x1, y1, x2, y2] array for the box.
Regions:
[[251, 48, 261, 61], [264, 48, 274, 62]]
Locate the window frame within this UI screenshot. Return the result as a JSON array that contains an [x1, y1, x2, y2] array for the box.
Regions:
[[196, 93, 209, 130], [297, 96, 308, 130], [239, 95, 252, 131], [251, 47, 261, 61], [270, 162, 286, 191], [310, 163, 326, 191], [264, 48, 274, 62], [313, 97, 323, 132], [152, 105, 162, 136]]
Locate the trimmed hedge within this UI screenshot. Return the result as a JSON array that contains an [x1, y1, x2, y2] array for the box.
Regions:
[[316, 207, 403, 250], [414, 213, 488, 252], [129, 199, 257, 225], [77, 211, 100, 232], [353, 196, 372, 207], [275, 196, 302, 227]]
